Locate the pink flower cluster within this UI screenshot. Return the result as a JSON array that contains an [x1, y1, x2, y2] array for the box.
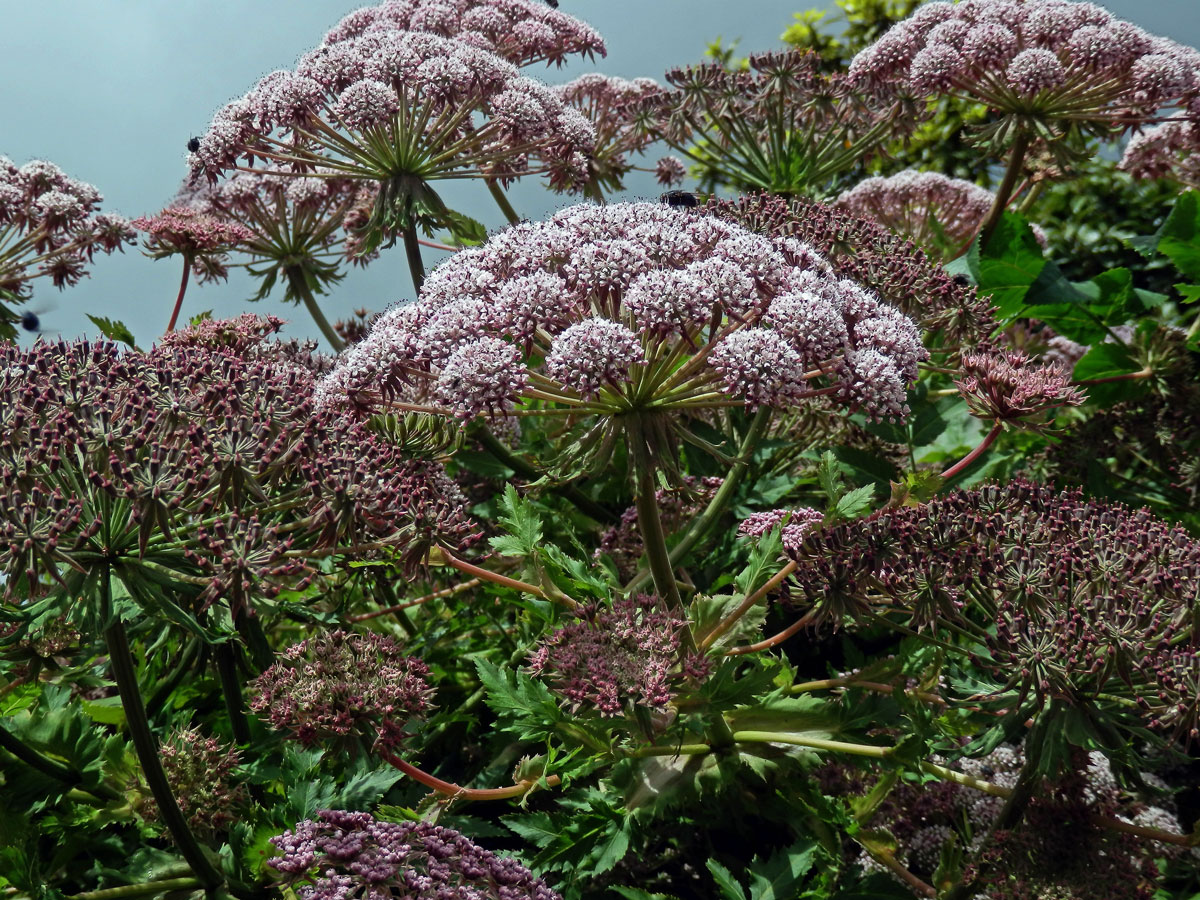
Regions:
[[849, 0, 1200, 126], [188, 29, 595, 192], [1120, 116, 1200, 188], [317, 202, 926, 422], [835, 170, 998, 256], [323, 0, 604, 68], [527, 595, 708, 717], [956, 348, 1085, 428], [133, 205, 256, 283], [0, 156, 134, 298], [738, 507, 824, 553]]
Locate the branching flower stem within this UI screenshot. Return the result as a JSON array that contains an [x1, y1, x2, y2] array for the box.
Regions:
[[379, 749, 560, 801], [978, 130, 1033, 248], [941, 422, 1004, 481], [700, 560, 798, 651], [486, 180, 521, 226], [66, 878, 202, 900], [348, 579, 482, 623]]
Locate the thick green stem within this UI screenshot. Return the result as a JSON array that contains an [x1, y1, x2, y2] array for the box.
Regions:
[[289, 272, 345, 352], [0, 725, 121, 802], [214, 643, 251, 746], [235, 612, 276, 673], [146, 638, 201, 720], [627, 407, 772, 594], [978, 129, 1032, 248], [401, 225, 426, 295], [67, 878, 201, 900], [486, 180, 521, 225], [626, 417, 683, 615], [103, 620, 224, 891]]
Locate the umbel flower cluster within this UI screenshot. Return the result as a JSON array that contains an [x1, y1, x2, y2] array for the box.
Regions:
[[849, 0, 1200, 151], [706, 192, 996, 349], [0, 315, 476, 623], [270, 810, 561, 900], [132, 205, 256, 284], [250, 629, 434, 749], [528, 595, 710, 717], [635, 49, 891, 197], [785, 481, 1200, 737], [0, 156, 134, 333], [835, 169, 1003, 258], [1120, 115, 1200, 189], [187, 25, 597, 243], [317, 201, 926, 428], [143, 728, 245, 840]]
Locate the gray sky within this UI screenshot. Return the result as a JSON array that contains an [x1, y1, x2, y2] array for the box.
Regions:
[[3, 1, 1199, 348]]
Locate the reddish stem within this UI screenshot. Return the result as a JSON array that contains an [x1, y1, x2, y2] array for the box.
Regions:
[[165, 255, 192, 333], [940, 422, 1003, 481], [379, 749, 560, 801], [440, 552, 547, 599], [700, 560, 798, 651], [347, 579, 481, 623], [1072, 368, 1152, 386], [725, 609, 818, 656]]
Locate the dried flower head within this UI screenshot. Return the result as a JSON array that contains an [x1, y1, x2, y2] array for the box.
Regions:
[[849, 0, 1200, 157], [0, 156, 135, 335], [188, 31, 596, 245], [317, 203, 925, 451], [528, 595, 708, 717], [250, 629, 433, 749], [270, 809, 561, 900], [956, 348, 1085, 429], [323, 0, 604, 68], [785, 481, 1200, 736], [1120, 115, 1200, 188], [144, 728, 244, 839], [636, 49, 891, 196]]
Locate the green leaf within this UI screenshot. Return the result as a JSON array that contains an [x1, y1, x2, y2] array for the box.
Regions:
[[833, 484, 876, 522], [1073, 342, 1149, 405], [1176, 282, 1200, 305], [440, 210, 489, 247], [502, 811, 560, 848], [610, 888, 681, 900], [707, 859, 748, 900], [747, 840, 817, 900], [968, 212, 1045, 317], [86, 315, 139, 350], [489, 483, 543, 558], [79, 696, 126, 727], [473, 658, 562, 738], [1156, 189, 1200, 280]]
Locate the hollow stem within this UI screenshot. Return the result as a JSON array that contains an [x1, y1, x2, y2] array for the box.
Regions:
[[625, 417, 683, 615], [940, 421, 1003, 481], [486, 180, 521, 225], [288, 272, 345, 352], [164, 255, 192, 333], [103, 620, 224, 891], [401, 224, 426, 295], [380, 749, 560, 801], [214, 643, 251, 746], [440, 551, 548, 600], [978, 129, 1032, 248]]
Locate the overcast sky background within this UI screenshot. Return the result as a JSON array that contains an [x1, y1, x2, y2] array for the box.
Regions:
[[3, 1, 1200, 349]]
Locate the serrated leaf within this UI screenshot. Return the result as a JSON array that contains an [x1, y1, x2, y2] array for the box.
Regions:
[[747, 840, 817, 900], [79, 696, 126, 727], [1156, 189, 1200, 280], [503, 811, 562, 848], [489, 484, 543, 558], [833, 484, 876, 521], [86, 315, 139, 350], [707, 859, 748, 900], [969, 212, 1046, 318]]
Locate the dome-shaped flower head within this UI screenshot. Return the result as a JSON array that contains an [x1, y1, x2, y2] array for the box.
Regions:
[[270, 810, 562, 900], [1120, 116, 1200, 189], [0, 156, 135, 335], [554, 73, 666, 199], [133, 205, 255, 285], [634, 49, 892, 197], [322, 0, 605, 68], [317, 202, 925, 439], [849, 0, 1200, 159], [836, 170, 1005, 259], [527, 595, 709, 718], [188, 31, 596, 248], [738, 507, 824, 554], [250, 629, 434, 750]]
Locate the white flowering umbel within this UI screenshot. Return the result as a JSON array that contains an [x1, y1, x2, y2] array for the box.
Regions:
[[317, 202, 924, 426]]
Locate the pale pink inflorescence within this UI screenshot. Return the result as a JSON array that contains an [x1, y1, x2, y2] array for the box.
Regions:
[[836, 170, 999, 256], [0, 156, 135, 298], [1120, 116, 1200, 188], [316, 202, 926, 422], [133, 206, 256, 283], [188, 30, 596, 193], [322, 0, 605, 68], [738, 507, 825, 554], [849, 0, 1200, 128]]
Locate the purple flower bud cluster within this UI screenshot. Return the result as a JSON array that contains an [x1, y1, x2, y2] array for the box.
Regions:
[[956, 348, 1085, 428], [785, 480, 1200, 736], [554, 74, 666, 196], [705, 192, 997, 349], [737, 507, 824, 553], [1120, 116, 1200, 189], [597, 476, 722, 577], [849, 0, 1200, 129], [323, 0, 604, 68], [0, 156, 135, 300], [0, 318, 476, 611], [133, 205, 256, 284], [143, 727, 245, 839], [188, 30, 596, 195], [318, 202, 924, 422], [270, 809, 562, 900], [527, 595, 709, 717], [250, 629, 433, 749], [836, 170, 999, 257]]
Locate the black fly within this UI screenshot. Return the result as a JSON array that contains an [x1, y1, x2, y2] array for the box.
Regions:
[[187, 137, 201, 153], [660, 190, 698, 209]]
